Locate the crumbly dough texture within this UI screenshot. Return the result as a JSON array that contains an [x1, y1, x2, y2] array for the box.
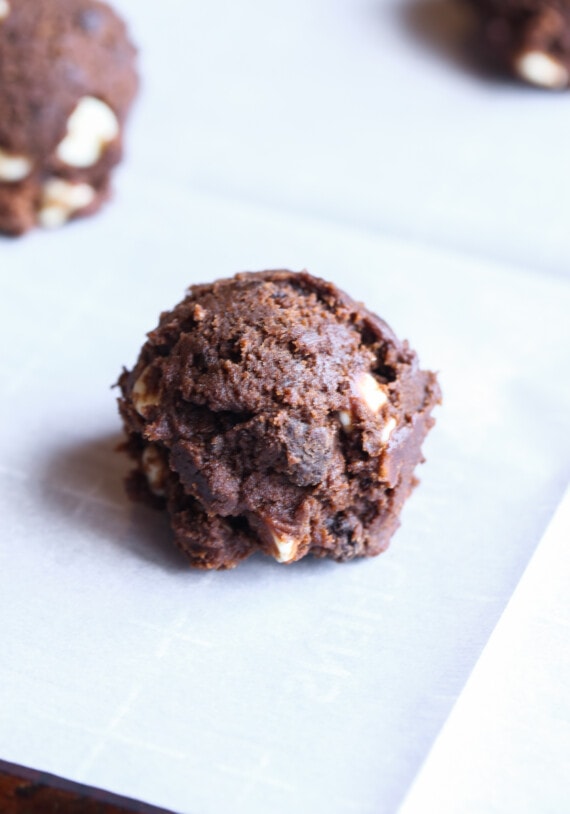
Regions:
[[0, 0, 138, 235], [118, 271, 441, 570], [469, 0, 570, 87]]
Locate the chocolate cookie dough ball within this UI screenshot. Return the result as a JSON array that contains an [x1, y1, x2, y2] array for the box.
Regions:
[[118, 271, 441, 570], [469, 0, 570, 88], [0, 0, 138, 236]]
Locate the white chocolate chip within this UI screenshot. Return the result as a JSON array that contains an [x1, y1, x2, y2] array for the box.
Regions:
[[355, 373, 388, 413], [380, 417, 397, 446], [38, 178, 95, 228], [56, 96, 119, 168], [132, 367, 160, 416], [272, 534, 299, 564], [339, 373, 388, 431], [142, 445, 167, 497], [0, 148, 32, 182], [515, 51, 568, 89], [0, 0, 10, 21]]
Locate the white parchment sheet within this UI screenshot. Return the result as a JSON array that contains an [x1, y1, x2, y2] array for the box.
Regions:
[[401, 486, 570, 814], [1, 181, 569, 814], [113, 0, 570, 278]]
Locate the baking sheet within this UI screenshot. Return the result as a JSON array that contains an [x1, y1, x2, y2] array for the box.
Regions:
[[1, 180, 569, 814]]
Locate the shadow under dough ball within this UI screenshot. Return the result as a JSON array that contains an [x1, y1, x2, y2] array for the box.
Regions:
[[118, 271, 441, 570], [468, 0, 570, 88], [0, 0, 138, 235]]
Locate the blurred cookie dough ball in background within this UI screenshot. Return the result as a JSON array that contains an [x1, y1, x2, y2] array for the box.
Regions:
[[468, 0, 570, 88], [0, 0, 138, 236]]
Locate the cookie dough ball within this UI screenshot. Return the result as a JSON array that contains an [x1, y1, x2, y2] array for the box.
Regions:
[[469, 0, 570, 88], [118, 271, 441, 570], [0, 0, 138, 236]]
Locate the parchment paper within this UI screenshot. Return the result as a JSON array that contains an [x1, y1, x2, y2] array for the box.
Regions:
[[1, 180, 569, 813]]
